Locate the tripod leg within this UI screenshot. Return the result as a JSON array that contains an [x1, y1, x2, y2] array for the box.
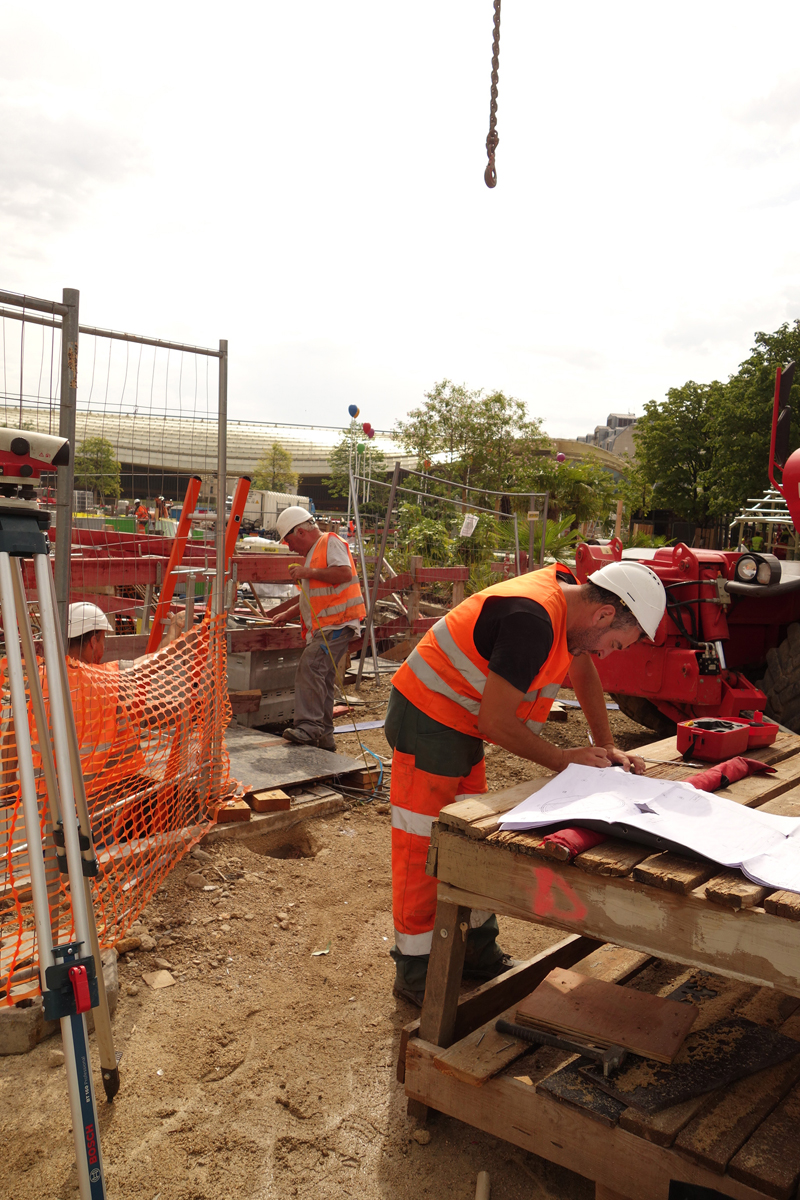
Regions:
[[16, 560, 121, 1101], [0, 552, 106, 1199], [43, 564, 121, 1100]]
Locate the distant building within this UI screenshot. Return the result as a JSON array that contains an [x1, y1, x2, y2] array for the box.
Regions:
[[576, 412, 637, 455]]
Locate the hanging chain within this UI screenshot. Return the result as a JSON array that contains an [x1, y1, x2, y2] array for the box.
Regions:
[[484, 0, 501, 188]]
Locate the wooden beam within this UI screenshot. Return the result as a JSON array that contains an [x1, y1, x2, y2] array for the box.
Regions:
[[419, 903, 471, 1048], [434, 831, 800, 997], [404, 1040, 771, 1200]]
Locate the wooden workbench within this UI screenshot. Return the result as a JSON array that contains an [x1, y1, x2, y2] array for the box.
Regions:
[[400, 731, 800, 1200]]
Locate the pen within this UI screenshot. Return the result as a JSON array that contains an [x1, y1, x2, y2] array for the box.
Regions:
[[587, 732, 594, 746]]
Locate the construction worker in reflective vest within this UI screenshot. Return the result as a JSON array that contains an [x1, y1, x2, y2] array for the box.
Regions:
[[386, 560, 667, 1007], [271, 507, 366, 752], [134, 499, 149, 535], [51, 602, 184, 841]]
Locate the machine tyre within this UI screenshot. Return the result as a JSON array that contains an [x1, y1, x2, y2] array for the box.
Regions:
[[759, 623, 800, 732], [611, 693, 675, 737]]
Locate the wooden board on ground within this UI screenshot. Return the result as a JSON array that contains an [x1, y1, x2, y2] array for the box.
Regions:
[[515, 967, 698, 1063], [581, 1018, 800, 1114], [226, 740, 364, 791]]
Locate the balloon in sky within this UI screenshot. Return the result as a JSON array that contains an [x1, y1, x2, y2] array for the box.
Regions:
[[362, 422, 371, 434], [348, 404, 360, 418], [367, 429, 375, 439], [356, 442, 366, 454], [556, 452, 566, 463]]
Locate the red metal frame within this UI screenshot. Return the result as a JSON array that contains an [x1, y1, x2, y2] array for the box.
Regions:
[[145, 475, 202, 653]]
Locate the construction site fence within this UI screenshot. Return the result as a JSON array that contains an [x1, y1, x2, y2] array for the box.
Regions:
[[0, 614, 233, 1006]]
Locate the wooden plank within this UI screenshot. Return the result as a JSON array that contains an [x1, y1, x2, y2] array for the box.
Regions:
[[515, 967, 697, 1063], [434, 833, 800, 997], [418, 904, 470, 1049], [705, 871, 770, 911], [727, 1083, 800, 1199], [396, 933, 602, 1084], [574, 839, 653, 878], [213, 798, 251, 823], [632, 852, 718, 895], [432, 945, 651, 1087], [763, 891, 800, 921], [487, 829, 548, 856], [618, 974, 760, 1148], [437, 777, 550, 838], [639, 731, 800, 766], [581, 1018, 800, 1116], [675, 1009, 800, 1175], [405, 1039, 773, 1200]]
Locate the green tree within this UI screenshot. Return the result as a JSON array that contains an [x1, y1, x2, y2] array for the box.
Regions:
[[394, 380, 549, 505], [632, 382, 717, 523], [74, 436, 121, 506], [252, 442, 297, 493], [323, 425, 387, 507], [521, 456, 620, 530], [705, 321, 800, 515]]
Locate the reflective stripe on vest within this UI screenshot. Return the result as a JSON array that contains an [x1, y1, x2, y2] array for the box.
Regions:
[[393, 564, 574, 740], [301, 533, 366, 636]]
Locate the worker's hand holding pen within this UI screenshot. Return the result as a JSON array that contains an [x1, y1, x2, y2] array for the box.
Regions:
[[562, 732, 645, 774]]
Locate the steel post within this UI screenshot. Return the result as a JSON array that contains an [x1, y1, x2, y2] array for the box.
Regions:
[[214, 339, 228, 617], [356, 460, 400, 689], [54, 287, 79, 642], [539, 492, 549, 568]]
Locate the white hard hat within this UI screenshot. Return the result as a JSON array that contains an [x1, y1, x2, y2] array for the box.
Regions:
[[67, 602, 113, 640], [589, 561, 666, 640], [276, 506, 313, 541]]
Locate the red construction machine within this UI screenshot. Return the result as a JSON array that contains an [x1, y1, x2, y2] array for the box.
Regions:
[[574, 362, 800, 734]]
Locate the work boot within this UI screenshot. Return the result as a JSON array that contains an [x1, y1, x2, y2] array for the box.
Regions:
[[282, 727, 316, 747], [316, 734, 337, 752], [462, 952, 522, 981]]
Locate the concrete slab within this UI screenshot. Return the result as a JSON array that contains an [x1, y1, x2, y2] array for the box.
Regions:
[[226, 738, 363, 792]]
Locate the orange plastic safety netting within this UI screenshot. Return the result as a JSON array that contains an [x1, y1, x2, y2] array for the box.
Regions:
[[0, 614, 233, 1005]]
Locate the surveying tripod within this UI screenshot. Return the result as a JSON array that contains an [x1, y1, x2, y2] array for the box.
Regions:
[[1, 502, 112, 1199]]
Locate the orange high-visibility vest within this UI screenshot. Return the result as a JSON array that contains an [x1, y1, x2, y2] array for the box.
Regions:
[[60, 660, 145, 789], [299, 533, 365, 638], [392, 563, 575, 739]]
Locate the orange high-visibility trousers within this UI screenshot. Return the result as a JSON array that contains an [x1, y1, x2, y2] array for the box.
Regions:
[[390, 749, 487, 956]]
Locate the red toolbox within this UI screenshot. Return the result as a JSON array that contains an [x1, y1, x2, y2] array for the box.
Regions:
[[742, 711, 780, 750], [676, 718, 750, 761]]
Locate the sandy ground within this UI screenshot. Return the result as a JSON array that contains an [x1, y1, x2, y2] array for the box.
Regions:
[[0, 676, 655, 1200]]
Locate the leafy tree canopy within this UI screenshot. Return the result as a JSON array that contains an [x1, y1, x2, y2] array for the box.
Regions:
[[394, 380, 550, 505], [323, 425, 387, 510], [252, 442, 297, 493], [633, 381, 719, 523], [74, 436, 121, 505]]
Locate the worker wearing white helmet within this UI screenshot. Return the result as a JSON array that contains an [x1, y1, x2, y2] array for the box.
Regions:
[[386, 557, 667, 1007], [61, 601, 186, 842], [271, 506, 365, 751]]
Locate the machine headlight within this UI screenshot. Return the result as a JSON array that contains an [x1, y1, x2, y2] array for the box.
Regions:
[[757, 562, 774, 584], [735, 556, 757, 582]]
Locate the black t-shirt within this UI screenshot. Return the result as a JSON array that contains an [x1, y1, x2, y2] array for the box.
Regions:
[[472, 568, 576, 694]]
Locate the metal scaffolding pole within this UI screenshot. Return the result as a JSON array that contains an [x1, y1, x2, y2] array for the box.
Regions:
[[54, 288, 79, 642]]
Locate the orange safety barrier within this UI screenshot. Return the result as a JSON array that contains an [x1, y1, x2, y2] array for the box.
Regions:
[[0, 613, 234, 1005]]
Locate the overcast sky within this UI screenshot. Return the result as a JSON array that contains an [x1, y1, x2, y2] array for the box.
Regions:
[[3, 1, 800, 440]]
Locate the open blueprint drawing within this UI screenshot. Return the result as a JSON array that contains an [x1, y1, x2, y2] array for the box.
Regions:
[[499, 764, 800, 894]]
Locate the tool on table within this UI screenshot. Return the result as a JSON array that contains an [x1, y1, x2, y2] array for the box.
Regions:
[[639, 757, 706, 769], [676, 718, 751, 761], [0, 429, 109, 1198], [495, 1019, 627, 1077]]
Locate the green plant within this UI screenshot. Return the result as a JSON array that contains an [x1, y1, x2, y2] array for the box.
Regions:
[[466, 561, 495, 596], [449, 512, 499, 567], [624, 531, 675, 549], [533, 513, 581, 562], [405, 518, 451, 564]]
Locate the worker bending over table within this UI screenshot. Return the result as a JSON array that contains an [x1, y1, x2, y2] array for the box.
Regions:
[[271, 506, 365, 752], [386, 560, 667, 1006]]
